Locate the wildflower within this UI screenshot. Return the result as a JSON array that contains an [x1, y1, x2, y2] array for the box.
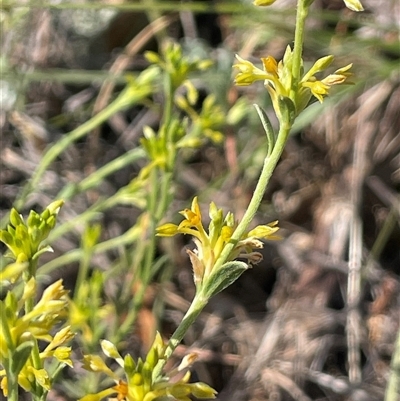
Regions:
[[157, 197, 279, 289], [233, 47, 353, 118], [80, 332, 217, 401], [145, 41, 212, 90], [0, 200, 64, 269], [300, 61, 353, 104], [0, 279, 73, 396]]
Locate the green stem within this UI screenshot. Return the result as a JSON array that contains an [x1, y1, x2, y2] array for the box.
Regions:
[[118, 169, 172, 339], [290, 0, 309, 101], [213, 0, 309, 271], [11, 85, 148, 215], [213, 121, 291, 272], [0, 315, 14, 354], [6, 367, 19, 401], [153, 293, 208, 379], [152, 118, 292, 378], [24, 258, 38, 314], [38, 224, 142, 277], [118, 72, 176, 339]]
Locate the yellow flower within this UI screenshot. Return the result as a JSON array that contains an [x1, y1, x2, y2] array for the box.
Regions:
[[0, 278, 72, 397], [157, 198, 279, 288], [27, 367, 51, 391], [233, 56, 269, 85], [322, 63, 353, 85], [80, 333, 217, 401], [234, 49, 354, 116], [301, 79, 330, 103]]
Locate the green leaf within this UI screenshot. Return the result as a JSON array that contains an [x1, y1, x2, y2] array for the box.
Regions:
[[0, 230, 14, 248], [253, 103, 275, 156], [278, 95, 296, 125], [11, 340, 35, 375], [201, 261, 249, 299], [32, 245, 54, 261]]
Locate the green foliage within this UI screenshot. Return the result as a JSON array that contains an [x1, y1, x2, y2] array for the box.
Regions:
[[2, 0, 399, 400], [0, 200, 63, 265]]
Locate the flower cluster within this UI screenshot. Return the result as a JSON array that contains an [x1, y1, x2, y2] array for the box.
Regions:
[[145, 41, 212, 91], [80, 332, 216, 401], [157, 197, 279, 289], [0, 200, 64, 266], [233, 46, 353, 119], [0, 279, 73, 396]]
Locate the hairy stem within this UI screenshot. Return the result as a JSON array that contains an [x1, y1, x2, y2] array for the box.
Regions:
[[290, 0, 309, 101]]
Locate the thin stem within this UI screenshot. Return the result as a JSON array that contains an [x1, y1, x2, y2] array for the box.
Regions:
[[153, 293, 208, 379], [6, 367, 19, 401], [162, 74, 174, 136], [10, 86, 148, 216], [152, 118, 292, 378], [213, 121, 291, 272], [118, 70, 176, 338], [213, 0, 309, 272], [39, 224, 142, 277], [290, 0, 309, 101], [24, 259, 38, 314]]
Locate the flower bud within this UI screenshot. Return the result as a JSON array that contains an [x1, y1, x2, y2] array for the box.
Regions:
[[253, 0, 276, 6], [343, 0, 364, 12]]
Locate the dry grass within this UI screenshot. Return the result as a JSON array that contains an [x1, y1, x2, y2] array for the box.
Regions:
[[1, 1, 399, 400]]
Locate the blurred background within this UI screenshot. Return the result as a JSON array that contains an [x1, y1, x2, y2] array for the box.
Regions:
[[1, 0, 399, 400]]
